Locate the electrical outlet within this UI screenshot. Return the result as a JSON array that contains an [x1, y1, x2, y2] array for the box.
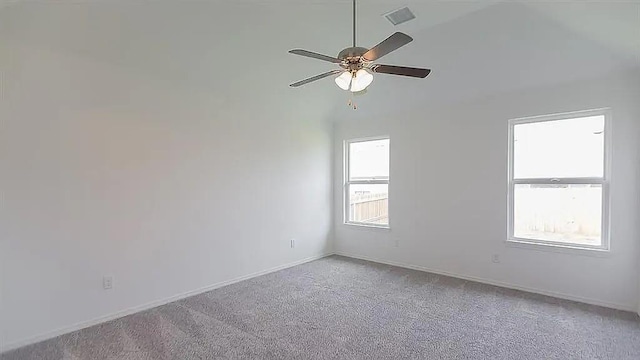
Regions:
[[491, 254, 500, 264], [290, 239, 296, 248], [103, 276, 113, 290]]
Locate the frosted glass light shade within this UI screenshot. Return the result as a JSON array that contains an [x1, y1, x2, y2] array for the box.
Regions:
[[350, 69, 374, 92], [335, 71, 352, 91]]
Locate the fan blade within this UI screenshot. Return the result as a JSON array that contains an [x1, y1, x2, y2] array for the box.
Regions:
[[362, 32, 413, 61], [289, 49, 342, 64], [371, 65, 431, 78], [290, 70, 343, 87]]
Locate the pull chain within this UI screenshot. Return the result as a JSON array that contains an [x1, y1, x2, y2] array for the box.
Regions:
[[347, 94, 357, 110]]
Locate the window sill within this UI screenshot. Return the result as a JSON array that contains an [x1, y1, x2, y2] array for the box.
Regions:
[[506, 238, 610, 258], [343, 222, 390, 231]]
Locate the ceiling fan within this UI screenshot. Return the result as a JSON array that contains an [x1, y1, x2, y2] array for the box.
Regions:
[[289, 0, 431, 92]]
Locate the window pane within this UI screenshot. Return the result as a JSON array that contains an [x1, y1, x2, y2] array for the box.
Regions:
[[513, 116, 604, 179], [513, 184, 602, 246], [349, 139, 389, 181], [348, 184, 388, 226]]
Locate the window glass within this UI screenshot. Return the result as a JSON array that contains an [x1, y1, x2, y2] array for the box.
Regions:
[[513, 184, 602, 246], [349, 139, 390, 181], [513, 116, 604, 179], [348, 184, 389, 226]]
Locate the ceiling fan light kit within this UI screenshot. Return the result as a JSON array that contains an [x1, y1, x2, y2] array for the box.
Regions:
[[335, 71, 353, 90], [350, 69, 374, 92], [288, 0, 431, 95], [335, 68, 374, 92]]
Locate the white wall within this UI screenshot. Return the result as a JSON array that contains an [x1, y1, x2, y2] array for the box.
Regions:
[[333, 71, 640, 311], [0, 6, 333, 351]]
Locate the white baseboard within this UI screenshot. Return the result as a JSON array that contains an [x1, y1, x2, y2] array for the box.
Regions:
[[0, 253, 333, 354], [335, 251, 637, 312]]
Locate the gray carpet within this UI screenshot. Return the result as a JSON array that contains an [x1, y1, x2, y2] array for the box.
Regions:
[[3, 255, 640, 359]]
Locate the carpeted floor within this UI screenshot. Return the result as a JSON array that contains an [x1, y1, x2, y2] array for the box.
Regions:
[[3, 255, 640, 359]]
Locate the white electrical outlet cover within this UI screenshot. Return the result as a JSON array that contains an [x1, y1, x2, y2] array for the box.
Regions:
[[103, 276, 113, 289]]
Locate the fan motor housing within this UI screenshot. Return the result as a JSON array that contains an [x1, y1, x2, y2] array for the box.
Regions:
[[338, 47, 368, 61], [338, 47, 368, 71]]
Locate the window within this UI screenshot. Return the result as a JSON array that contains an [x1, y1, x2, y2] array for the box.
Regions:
[[508, 109, 610, 250], [344, 137, 390, 228]]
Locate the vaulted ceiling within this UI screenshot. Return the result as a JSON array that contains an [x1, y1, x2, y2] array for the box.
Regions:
[[2, 0, 639, 119]]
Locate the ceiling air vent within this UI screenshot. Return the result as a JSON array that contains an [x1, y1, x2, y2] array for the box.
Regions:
[[384, 7, 415, 26]]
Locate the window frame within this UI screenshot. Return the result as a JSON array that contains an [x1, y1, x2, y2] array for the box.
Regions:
[[506, 108, 612, 252], [343, 136, 391, 229]]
